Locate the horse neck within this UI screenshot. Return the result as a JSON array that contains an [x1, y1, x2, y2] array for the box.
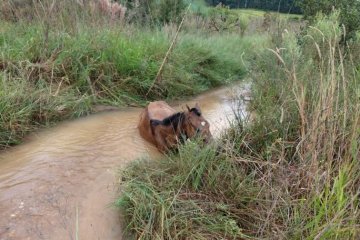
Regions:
[[177, 113, 189, 138]]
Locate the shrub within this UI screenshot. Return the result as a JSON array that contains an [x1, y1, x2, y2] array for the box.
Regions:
[[124, 0, 187, 25], [208, 3, 242, 32]]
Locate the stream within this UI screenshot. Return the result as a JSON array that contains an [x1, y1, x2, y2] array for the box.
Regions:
[[0, 84, 249, 240]]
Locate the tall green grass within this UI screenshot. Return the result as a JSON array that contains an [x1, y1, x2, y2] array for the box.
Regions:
[[117, 142, 259, 239], [0, 76, 92, 147], [117, 11, 359, 239]]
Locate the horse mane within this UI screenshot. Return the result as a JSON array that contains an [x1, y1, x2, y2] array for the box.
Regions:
[[150, 108, 201, 132], [160, 112, 185, 130]]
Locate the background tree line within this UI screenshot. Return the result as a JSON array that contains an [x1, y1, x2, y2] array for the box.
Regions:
[[204, 0, 302, 14]]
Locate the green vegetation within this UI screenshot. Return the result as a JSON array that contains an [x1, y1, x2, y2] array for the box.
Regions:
[[234, 8, 302, 19], [200, 4, 302, 37], [204, 0, 302, 14], [124, 0, 187, 24], [3, 1, 359, 238], [297, 0, 360, 40], [117, 11, 360, 239]]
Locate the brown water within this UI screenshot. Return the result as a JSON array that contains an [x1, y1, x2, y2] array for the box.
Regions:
[[0, 84, 249, 240]]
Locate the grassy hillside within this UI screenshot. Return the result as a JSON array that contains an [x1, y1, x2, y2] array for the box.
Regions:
[[234, 8, 302, 19]]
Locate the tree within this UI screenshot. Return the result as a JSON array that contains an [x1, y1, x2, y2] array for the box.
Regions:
[[204, 0, 302, 14]]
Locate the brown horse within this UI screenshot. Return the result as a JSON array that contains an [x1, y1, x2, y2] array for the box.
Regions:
[[138, 101, 212, 152]]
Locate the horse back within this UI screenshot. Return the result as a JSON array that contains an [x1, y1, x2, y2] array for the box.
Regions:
[[147, 101, 176, 120], [138, 101, 176, 147]]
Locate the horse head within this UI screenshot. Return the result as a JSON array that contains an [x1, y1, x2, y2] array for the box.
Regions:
[[183, 103, 212, 144]]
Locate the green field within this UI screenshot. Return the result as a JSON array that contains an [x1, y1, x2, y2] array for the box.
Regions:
[[234, 8, 302, 19]]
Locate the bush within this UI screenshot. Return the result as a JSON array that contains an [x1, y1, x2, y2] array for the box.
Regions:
[[208, 4, 242, 32], [124, 0, 187, 25]]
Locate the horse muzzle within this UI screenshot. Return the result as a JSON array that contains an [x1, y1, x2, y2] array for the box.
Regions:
[[202, 134, 213, 144]]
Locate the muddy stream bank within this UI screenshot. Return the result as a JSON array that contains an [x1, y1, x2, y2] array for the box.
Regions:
[[0, 84, 249, 240]]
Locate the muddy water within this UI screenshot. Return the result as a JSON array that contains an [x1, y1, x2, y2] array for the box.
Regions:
[[0, 84, 249, 240]]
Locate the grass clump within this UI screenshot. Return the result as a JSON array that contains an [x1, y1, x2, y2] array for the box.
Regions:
[[0, 74, 92, 147], [117, 11, 360, 239], [117, 142, 260, 239]]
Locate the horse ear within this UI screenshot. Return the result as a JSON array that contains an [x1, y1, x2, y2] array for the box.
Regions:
[[186, 104, 191, 112], [195, 102, 201, 114]]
